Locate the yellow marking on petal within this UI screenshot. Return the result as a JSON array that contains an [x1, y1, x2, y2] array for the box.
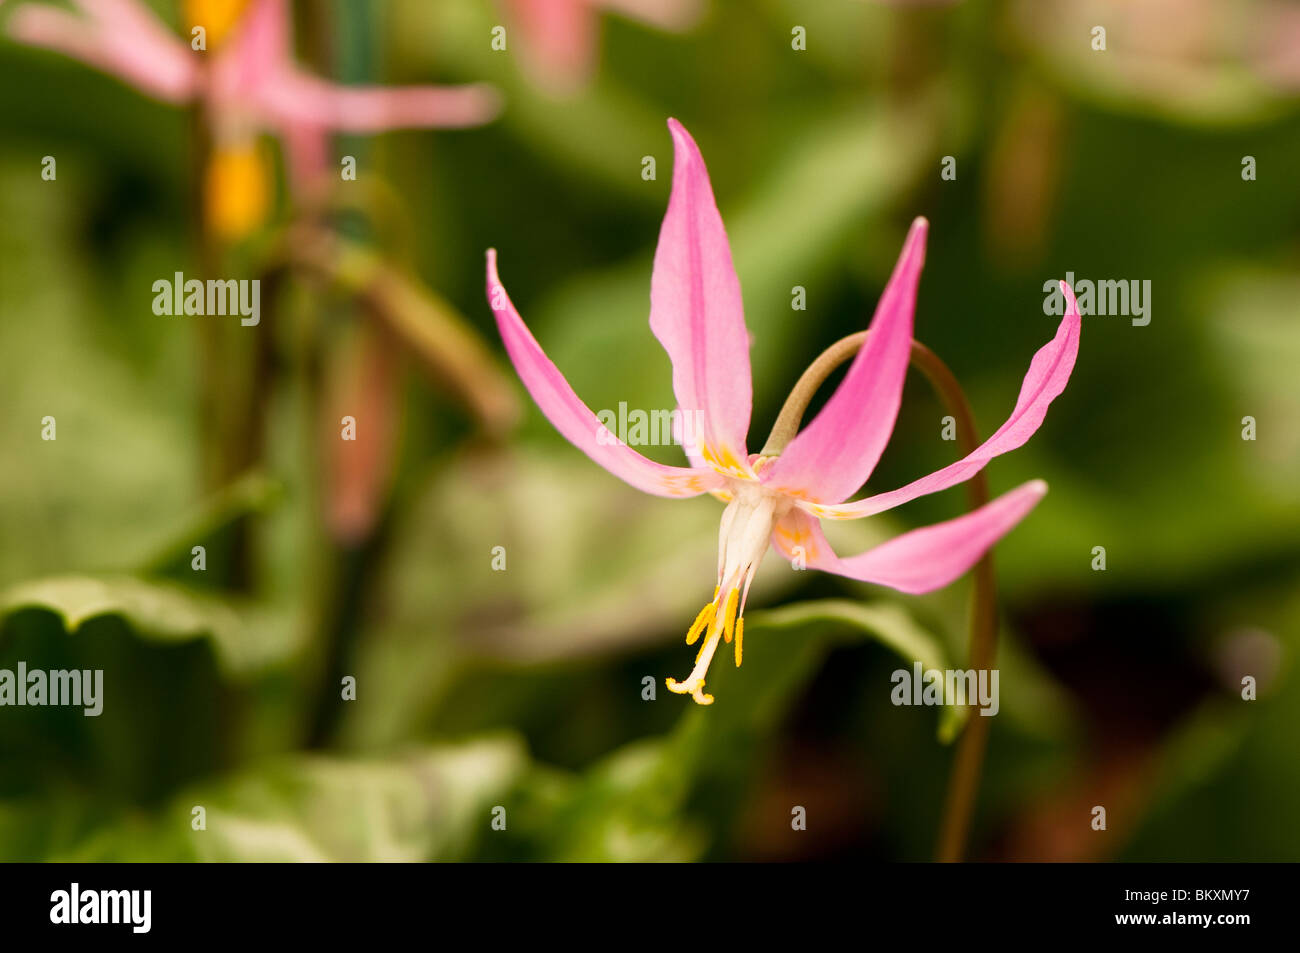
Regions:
[[700, 443, 752, 478], [685, 601, 715, 646], [721, 588, 739, 644], [773, 521, 818, 561], [185, 0, 250, 49], [734, 617, 744, 667], [204, 140, 270, 241]]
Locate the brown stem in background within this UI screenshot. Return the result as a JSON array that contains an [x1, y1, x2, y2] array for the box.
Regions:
[[304, 311, 399, 748], [277, 226, 520, 437], [763, 330, 996, 863], [190, 71, 286, 591], [190, 105, 222, 488], [255, 219, 519, 747]]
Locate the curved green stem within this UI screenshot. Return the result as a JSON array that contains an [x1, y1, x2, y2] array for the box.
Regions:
[[764, 330, 996, 862], [761, 332, 866, 456]]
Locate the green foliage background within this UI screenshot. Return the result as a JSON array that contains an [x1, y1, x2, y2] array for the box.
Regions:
[[1, 0, 1298, 861]]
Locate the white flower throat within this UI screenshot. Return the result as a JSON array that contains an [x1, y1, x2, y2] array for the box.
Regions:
[[666, 476, 793, 705]]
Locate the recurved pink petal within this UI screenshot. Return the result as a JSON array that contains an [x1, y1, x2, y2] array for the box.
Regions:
[[801, 282, 1081, 521], [649, 118, 754, 478], [487, 250, 725, 499], [217, 0, 290, 94], [262, 73, 502, 133], [9, 0, 197, 102], [760, 217, 928, 503], [771, 480, 1047, 594]]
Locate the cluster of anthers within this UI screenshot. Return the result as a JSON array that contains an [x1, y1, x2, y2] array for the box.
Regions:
[[669, 463, 791, 704]]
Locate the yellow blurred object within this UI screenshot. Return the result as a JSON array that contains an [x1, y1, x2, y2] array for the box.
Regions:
[[185, 0, 251, 49], [204, 140, 271, 241]]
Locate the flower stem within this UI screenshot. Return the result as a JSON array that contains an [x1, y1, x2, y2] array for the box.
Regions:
[[763, 330, 996, 862], [760, 331, 865, 456]]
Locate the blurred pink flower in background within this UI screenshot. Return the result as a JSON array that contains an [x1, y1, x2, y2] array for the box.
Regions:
[[503, 0, 701, 94], [1015, 0, 1300, 119], [6, 0, 500, 235], [1255, 0, 1300, 90], [487, 119, 1082, 704]]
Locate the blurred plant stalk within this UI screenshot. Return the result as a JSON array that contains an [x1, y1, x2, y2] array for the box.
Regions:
[[279, 225, 520, 437], [263, 220, 518, 745], [5, 0, 508, 581], [191, 101, 272, 592]]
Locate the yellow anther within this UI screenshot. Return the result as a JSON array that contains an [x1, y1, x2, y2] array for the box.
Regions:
[[665, 677, 714, 705], [204, 139, 270, 241], [721, 588, 739, 643], [185, 0, 251, 48], [685, 601, 716, 646], [734, 617, 744, 667]]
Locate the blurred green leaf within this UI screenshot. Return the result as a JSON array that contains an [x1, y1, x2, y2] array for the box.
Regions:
[[0, 735, 527, 862], [336, 447, 899, 749], [0, 575, 293, 676], [136, 471, 285, 579], [178, 735, 527, 862], [746, 598, 962, 741], [0, 158, 197, 588], [1013, 0, 1298, 128], [0, 574, 299, 803]]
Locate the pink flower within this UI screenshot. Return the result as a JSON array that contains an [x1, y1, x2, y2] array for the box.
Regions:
[[486, 119, 1081, 705], [503, 0, 701, 94], [6, 0, 500, 185]]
